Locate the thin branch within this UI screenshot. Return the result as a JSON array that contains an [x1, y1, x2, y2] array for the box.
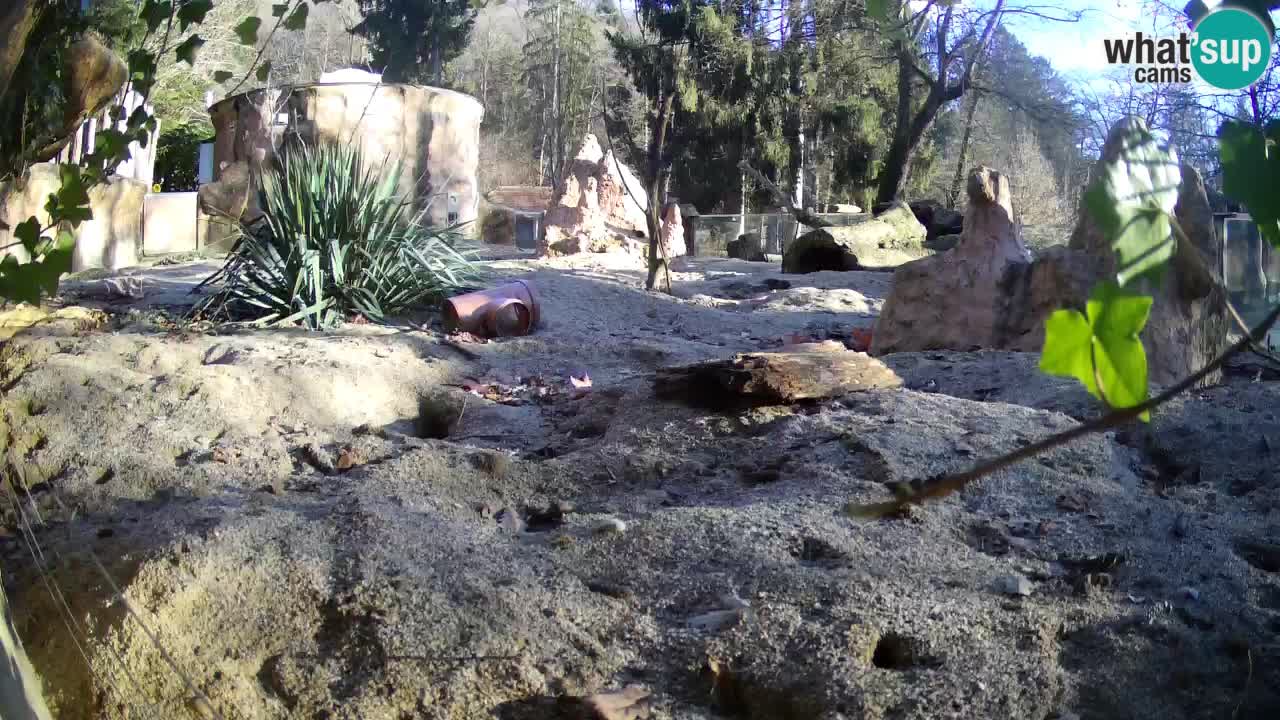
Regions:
[[738, 160, 830, 229], [847, 301, 1280, 519]]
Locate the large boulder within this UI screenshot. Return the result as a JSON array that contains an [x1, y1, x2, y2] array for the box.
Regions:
[[210, 84, 484, 229], [871, 167, 1037, 353], [781, 201, 928, 273], [872, 199, 964, 240], [727, 233, 767, 261], [539, 135, 651, 257], [659, 201, 687, 258], [1064, 118, 1227, 387], [0, 162, 146, 272], [873, 125, 1228, 389]]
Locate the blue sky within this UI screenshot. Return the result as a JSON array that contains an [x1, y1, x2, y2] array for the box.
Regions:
[[1005, 0, 1152, 77]]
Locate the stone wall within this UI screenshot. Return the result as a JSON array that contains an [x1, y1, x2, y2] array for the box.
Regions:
[[209, 82, 484, 228], [0, 163, 146, 272]]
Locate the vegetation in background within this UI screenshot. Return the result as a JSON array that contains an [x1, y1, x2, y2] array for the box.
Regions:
[[355, 0, 477, 85], [195, 141, 482, 329], [154, 122, 210, 191]]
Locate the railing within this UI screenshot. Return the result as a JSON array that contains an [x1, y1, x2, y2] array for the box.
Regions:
[[688, 212, 869, 257]]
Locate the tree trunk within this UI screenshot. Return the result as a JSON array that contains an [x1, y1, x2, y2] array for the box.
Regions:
[[644, 92, 675, 292], [550, 0, 563, 179], [876, 42, 919, 206], [946, 85, 983, 210], [0, 0, 40, 104]]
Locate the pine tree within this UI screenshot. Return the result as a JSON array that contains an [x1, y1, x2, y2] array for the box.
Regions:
[[354, 0, 477, 85], [524, 0, 605, 183]]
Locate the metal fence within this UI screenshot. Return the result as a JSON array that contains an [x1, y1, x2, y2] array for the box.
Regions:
[[688, 212, 870, 257]]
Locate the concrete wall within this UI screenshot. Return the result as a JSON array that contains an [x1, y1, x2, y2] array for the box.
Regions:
[[142, 192, 209, 255], [209, 82, 484, 228], [0, 163, 146, 272]]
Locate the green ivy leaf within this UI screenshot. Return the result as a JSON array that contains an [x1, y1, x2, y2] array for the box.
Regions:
[[13, 219, 42, 256], [46, 165, 93, 228], [141, 0, 173, 33], [127, 49, 158, 95], [1040, 282, 1153, 421], [272, 3, 289, 16], [0, 231, 77, 306], [1083, 123, 1181, 288], [1219, 121, 1280, 248], [177, 0, 214, 31], [175, 34, 205, 65], [213, 70, 235, 83], [283, 3, 309, 31], [234, 16, 263, 45], [256, 62, 272, 82]]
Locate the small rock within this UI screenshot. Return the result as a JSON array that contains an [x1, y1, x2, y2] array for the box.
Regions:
[[335, 446, 364, 471], [583, 685, 652, 720], [497, 507, 525, 533], [686, 608, 744, 632], [301, 443, 335, 474], [471, 450, 512, 478], [594, 517, 627, 535], [994, 574, 1033, 597], [1171, 513, 1191, 539]]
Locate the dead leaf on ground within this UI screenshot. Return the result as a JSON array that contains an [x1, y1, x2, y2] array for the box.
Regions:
[[569, 374, 593, 389], [211, 446, 237, 464]]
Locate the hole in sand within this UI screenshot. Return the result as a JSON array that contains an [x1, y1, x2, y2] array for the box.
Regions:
[[871, 632, 917, 670]]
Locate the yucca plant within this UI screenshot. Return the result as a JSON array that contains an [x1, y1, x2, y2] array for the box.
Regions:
[[194, 141, 482, 329]]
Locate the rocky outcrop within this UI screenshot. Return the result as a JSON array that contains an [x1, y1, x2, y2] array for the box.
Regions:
[[871, 167, 1037, 353], [660, 202, 687, 258], [782, 201, 929, 273], [872, 199, 964, 241], [0, 162, 145, 271], [539, 135, 653, 256], [873, 128, 1228, 389], [727, 233, 766, 261], [1064, 117, 1226, 386], [209, 82, 483, 229]]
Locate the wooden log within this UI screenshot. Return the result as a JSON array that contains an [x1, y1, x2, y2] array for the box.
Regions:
[[655, 348, 902, 408]]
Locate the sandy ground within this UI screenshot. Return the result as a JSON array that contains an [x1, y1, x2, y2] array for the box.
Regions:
[[0, 248, 1277, 719]]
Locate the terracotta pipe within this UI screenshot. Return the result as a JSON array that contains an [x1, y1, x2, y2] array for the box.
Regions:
[[443, 280, 541, 337]]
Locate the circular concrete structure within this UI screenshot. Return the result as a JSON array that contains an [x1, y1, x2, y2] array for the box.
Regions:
[[209, 81, 484, 228]]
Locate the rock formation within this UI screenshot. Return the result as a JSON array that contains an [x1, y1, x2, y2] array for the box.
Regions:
[[0, 162, 146, 272], [782, 201, 928, 273], [539, 135, 650, 256], [871, 168, 1037, 352], [659, 201, 687, 258], [1065, 118, 1227, 387], [209, 82, 483, 229], [727, 233, 767, 262], [872, 125, 1228, 388]]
